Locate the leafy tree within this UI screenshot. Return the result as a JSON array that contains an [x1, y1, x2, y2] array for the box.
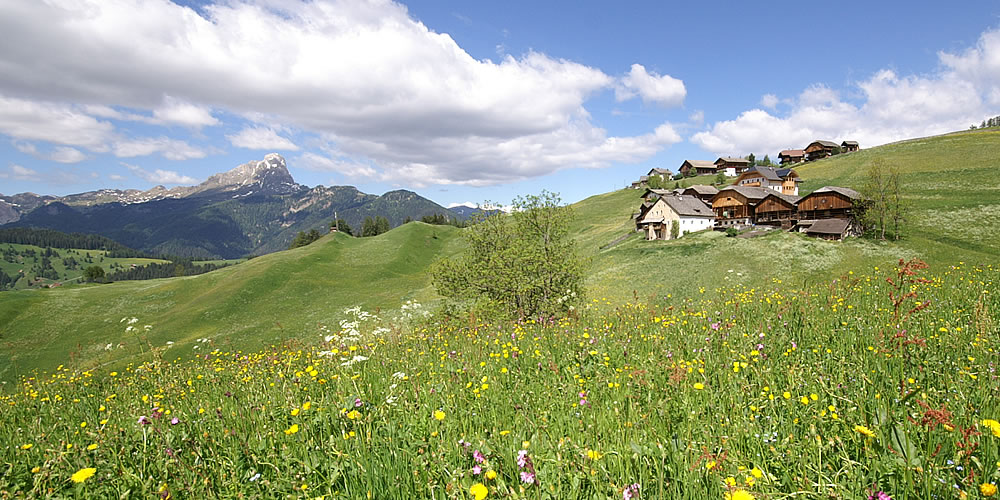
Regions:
[[646, 175, 665, 189], [858, 159, 905, 240], [432, 191, 583, 319], [670, 220, 679, 240], [288, 229, 322, 249], [83, 265, 106, 283], [747, 153, 756, 166], [760, 154, 773, 166], [361, 216, 391, 237], [330, 219, 354, 236], [714, 172, 727, 185]]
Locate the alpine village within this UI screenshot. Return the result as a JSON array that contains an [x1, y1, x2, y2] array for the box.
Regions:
[[633, 140, 862, 241]]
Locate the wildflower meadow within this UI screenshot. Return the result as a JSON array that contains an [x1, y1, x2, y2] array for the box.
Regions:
[[1, 260, 998, 499]]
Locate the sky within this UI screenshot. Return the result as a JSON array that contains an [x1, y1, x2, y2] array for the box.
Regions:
[[2, 0, 1000, 208]]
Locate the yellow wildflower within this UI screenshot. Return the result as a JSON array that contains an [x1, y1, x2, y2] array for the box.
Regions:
[[982, 483, 997, 497], [693, 382, 705, 390], [485, 470, 497, 480], [71, 467, 96, 483], [724, 490, 755, 500], [284, 424, 299, 435], [854, 425, 876, 438], [301, 401, 311, 411], [470, 482, 488, 500], [433, 410, 445, 421], [20, 444, 33, 450], [982, 419, 1000, 438]]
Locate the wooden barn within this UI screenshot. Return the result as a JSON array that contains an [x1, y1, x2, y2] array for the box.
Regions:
[[796, 186, 862, 220], [679, 160, 717, 177], [733, 166, 801, 195], [841, 140, 860, 152], [804, 140, 839, 161], [681, 184, 719, 204], [778, 149, 805, 164], [803, 218, 852, 241], [754, 192, 800, 228], [711, 185, 771, 227], [714, 157, 751, 176]]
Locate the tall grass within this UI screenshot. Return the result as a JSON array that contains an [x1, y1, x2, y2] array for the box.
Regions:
[[2, 261, 997, 498]]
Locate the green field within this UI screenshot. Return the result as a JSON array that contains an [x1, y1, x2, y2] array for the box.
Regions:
[[0, 244, 169, 290]]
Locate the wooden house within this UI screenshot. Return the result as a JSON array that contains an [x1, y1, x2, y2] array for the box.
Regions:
[[710, 185, 771, 227], [841, 140, 859, 152], [803, 218, 852, 241], [796, 186, 862, 220], [681, 184, 719, 204], [714, 157, 751, 176], [639, 188, 673, 202], [629, 175, 650, 189], [753, 192, 800, 228], [804, 140, 839, 161], [635, 193, 716, 240], [778, 149, 805, 164], [678, 160, 716, 177], [733, 167, 801, 195]]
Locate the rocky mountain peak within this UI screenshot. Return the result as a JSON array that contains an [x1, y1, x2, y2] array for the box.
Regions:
[[196, 153, 302, 195]]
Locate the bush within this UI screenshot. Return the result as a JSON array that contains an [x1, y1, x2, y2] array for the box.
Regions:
[[432, 191, 583, 319], [725, 227, 739, 237]]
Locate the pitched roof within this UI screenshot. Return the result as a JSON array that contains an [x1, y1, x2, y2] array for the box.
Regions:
[[715, 157, 750, 164], [810, 186, 862, 199], [682, 160, 716, 167], [841, 140, 859, 146], [647, 167, 672, 175], [662, 194, 715, 217], [760, 191, 801, 206], [738, 166, 800, 182], [779, 149, 805, 157], [809, 140, 839, 148], [715, 185, 772, 201], [639, 188, 673, 198], [683, 184, 719, 195], [806, 218, 850, 235]]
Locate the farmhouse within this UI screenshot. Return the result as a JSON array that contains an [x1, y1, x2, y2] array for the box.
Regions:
[[681, 184, 719, 204], [796, 186, 861, 220], [841, 140, 860, 152], [778, 149, 805, 164], [714, 157, 751, 176], [647, 167, 673, 180], [629, 175, 650, 189], [710, 185, 772, 227], [733, 166, 801, 195], [635, 193, 716, 240], [753, 192, 801, 228], [804, 140, 839, 161], [678, 160, 717, 177]]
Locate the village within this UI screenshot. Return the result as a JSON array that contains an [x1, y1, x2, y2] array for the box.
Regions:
[[633, 140, 862, 241]]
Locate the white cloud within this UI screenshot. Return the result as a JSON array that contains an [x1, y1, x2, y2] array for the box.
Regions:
[[113, 137, 207, 160], [298, 152, 377, 178], [108, 173, 125, 181], [227, 126, 299, 150], [760, 94, 779, 109], [14, 142, 87, 163], [692, 31, 1000, 157], [0, 0, 681, 185], [446, 201, 477, 208], [0, 96, 113, 148], [124, 163, 198, 185], [615, 64, 686, 107], [0, 164, 41, 181]]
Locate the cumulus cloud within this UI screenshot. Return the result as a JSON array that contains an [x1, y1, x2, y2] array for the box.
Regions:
[[0, 0, 681, 185], [0, 96, 113, 148], [113, 137, 207, 160], [298, 152, 377, 178], [123, 163, 198, 185], [760, 94, 779, 109], [615, 64, 686, 107], [227, 126, 299, 150], [692, 30, 1000, 157], [0, 164, 41, 181], [15, 142, 87, 163]]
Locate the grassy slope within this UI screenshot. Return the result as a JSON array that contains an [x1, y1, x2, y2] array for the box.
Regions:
[[0, 223, 462, 381], [0, 244, 169, 289], [570, 128, 1000, 303]]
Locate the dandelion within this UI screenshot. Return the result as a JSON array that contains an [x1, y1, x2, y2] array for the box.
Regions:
[[485, 470, 497, 480], [982, 483, 998, 497], [982, 419, 1000, 438], [750, 467, 762, 479], [20, 444, 32, 450], [854, 425, 877, 438], [694, 382, 705, 390], [70, 467, 96, 483], [724, 490, 754, 500], [586, 449, 603, 460], [284, 424, 299, 435], [433, 410, 445, 421], [87, 444, 97, 451], [470, 482, 488, 500]]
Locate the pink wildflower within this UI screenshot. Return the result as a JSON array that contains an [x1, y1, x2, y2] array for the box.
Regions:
[[472, 465, 482, 475], [623, 483, 641, 500], [473, 450, 486, 463], [520, 471, 535, 484]]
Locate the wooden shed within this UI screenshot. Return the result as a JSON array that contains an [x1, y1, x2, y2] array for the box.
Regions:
[[841, 140, 860, 152], [711, 185, 770, 227], [805, 218, 851, 240], [796, 186, 862, 220], [804, 140, 839, 161], [778, 149, 805, 164], [679, 160, 717, 177], [714, 157, 751, 176], [754, 192, 800, 228]]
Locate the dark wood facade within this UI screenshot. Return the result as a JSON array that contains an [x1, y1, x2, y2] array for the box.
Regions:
[[797, 191, 856, 220], [804, 140, 839, 161], [754, 194, 798, 228], [778, 149, 805, 165], [841, 141, 859, 152]]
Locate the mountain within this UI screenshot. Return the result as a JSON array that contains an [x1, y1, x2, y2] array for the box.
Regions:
[[447, 204, 501, 220], [3, 154, 457, 258]]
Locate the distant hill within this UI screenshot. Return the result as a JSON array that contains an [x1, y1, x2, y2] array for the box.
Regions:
[[447, 204, 502, 220], [2, 154, 458, 258]]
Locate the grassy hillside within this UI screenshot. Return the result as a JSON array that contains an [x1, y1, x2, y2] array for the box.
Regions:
[[0, 244, 169, 290], [0, 223, 462, 382]]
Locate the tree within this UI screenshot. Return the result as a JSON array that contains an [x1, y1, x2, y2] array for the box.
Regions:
[[289, 229, 322, 249], [375, 216, 390, 235], [432, 191, 583, 319], [760, 154, 773, 166], [646, 175, 665, 189], [858, 159, 905, 240], [330, 219, 354, 236], [747, 153, 756, 167], [714, 172, 727, 185], [361, 216, 391, 237], [83, 265, 105, 283], [670, 220, 679, 240]]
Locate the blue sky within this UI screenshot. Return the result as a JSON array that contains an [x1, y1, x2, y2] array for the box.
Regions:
[[2, 0, 999, 208]]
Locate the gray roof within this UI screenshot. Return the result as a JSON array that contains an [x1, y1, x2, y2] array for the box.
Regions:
[[640, 188, 673, 198], [662, 194, 715, 217], [806, 218, 850, 235], [683, 184, 720, 195], [841, 140, 859, 146], [811, 186, 862, 199], [647, 167, 672, 175], [716, 157, 750, 164], [682, 160, 716, 167], [715, 185, 773, 201], [760, 191, 801, 206], [742, 166, 800, 182], [810, 140, 840, 148]]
